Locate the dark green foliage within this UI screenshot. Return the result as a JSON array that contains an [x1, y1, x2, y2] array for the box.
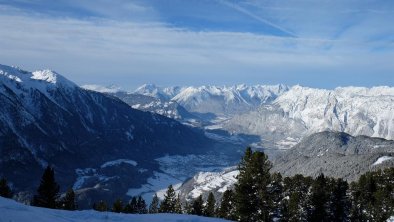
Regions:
[[93, 200, 108, 212], [32, 166, 60, 209], [0, 177, 12, 198], [203, 192, 216, 217], [308, 173, 329, 221], [174, 194, 183, 214], [137, 196, 148, 214], [217, 189, 235, 220], [234, 147, 272, 222], [349, 168, 394, 221], [124, 196, 138, 213], [159, 185, 177, 213], [191, 195, 204, 216], [269, 172, 283, 218], [281, 174, 313, 221], [61, 188, 77, 210], [112, 198, 123, 213], [329, 178, 349, 221], [149, 193, 160, 213]]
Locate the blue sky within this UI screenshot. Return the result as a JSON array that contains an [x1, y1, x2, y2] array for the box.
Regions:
[[0, 0, 393, 89]]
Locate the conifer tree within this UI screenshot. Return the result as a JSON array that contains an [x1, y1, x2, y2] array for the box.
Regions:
[[93, 200, 108, 212], [191, 195, 204, 216], [0, 177, 12, 198], [174, 194, 183, 214], [308, 173, 329, 221], [61, 188, 77, 210], [149, 193, 160, 213], [137, 196, 147, 214], [269, 172, 283, 218], [217, 189, 235, 220], [329, 178, 349, 221], [204, 192, 216, 217], [124, 196, 138, 213], [234, 148, 272, 222], [112, 198, 123, 213], [159, 185, 177, 213], [32, 166, 60, 209]]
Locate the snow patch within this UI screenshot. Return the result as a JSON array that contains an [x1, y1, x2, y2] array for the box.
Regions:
[[372, 156, 393, 166]]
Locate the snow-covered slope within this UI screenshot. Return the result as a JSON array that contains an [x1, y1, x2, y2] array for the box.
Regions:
[[224, 85, 394, 148], [0, 197, 231, 222], [134, 84, 289, 116]]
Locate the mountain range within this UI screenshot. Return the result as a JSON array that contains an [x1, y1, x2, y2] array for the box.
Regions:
[[3, 63, 394, 209]]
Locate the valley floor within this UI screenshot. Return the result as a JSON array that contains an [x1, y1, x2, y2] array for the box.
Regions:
[[0, 197, 231, 222]]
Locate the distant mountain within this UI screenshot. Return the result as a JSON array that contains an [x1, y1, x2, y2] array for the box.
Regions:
[[134, 84, 289, 117], [224, 85, 394, 149], [112, 92, 202, 125], [0, 64, 214, 206], [272, 131, 394, 181], [134, 84, 184, 101]]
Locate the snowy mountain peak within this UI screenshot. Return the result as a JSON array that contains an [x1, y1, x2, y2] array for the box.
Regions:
[[0, 64, 77, 90]]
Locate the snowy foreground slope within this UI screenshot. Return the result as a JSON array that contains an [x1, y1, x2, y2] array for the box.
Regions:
[[0, 197, 231, 222]]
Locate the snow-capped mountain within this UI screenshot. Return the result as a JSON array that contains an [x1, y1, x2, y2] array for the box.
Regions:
[[134, 84, 289, 117], [112, 92, 202, 125], [224, 85, 394, 149], [0, 64, 215, 206], [134, 84, 184, 101]]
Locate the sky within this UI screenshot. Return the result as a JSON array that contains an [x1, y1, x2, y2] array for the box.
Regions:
[[0, 0, 393, 90]]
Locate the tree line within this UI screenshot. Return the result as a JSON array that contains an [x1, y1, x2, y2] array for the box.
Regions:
[[1, 147, 393, 221]]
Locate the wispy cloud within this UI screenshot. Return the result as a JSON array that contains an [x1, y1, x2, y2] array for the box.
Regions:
[[0, 1, 393, 89]]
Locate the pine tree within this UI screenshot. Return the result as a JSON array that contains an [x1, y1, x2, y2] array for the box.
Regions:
[[308, 173, 329, 221], [112, 198, 123, 213], [329, 178, 349, 221], [61, 188, 77, 210], [32, 166, 60, 209], [0, 177, 12, 198], [204, 192, 216, 217], [149, 193, 160, 213], [281, 174, 313, 221], [124, 196, 138, 213], [191, 195, 204, 216], [269, 172, 283, 218], [159, 185, 177, 213], [174, 194, 183, 214], [217, 189, 235, 220], [137, 196, 147, 214], [234, 148, 272, 222], [93, 200, 108, 212]]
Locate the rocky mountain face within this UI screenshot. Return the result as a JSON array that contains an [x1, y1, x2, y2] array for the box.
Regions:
[[223, 85, 394, 149], [0, 65, 216, 207]]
